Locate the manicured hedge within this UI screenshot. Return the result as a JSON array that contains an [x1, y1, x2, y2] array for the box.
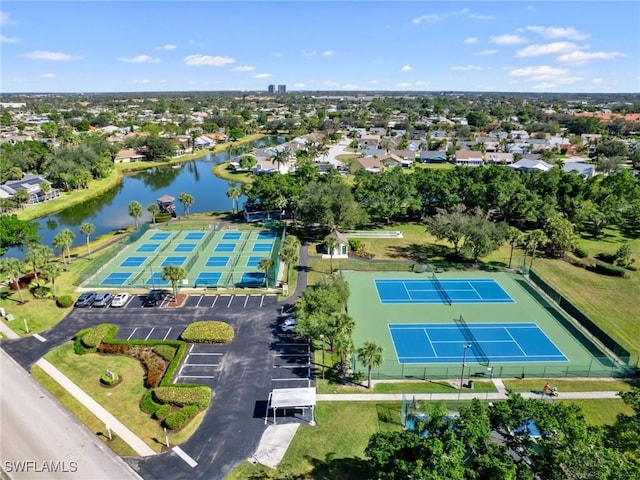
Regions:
[[153, 385, 212, 408], [57, 295, 74, 308], [586, 259, 629, 278], [154, 403, 172, 421], [164, 405, 199, 430], [573, 245, 589, 259], [153, 344, 177, 362], [140, 390, 162, 415], [81, 323, 118, 349], [180, 321, 235, 344]]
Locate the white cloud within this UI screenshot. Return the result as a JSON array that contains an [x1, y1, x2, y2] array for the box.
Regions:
[[133, 79, 151, 84], [592, 78, 604, 84], [232, 65, 256, 72], [154, 44, 176, 51], [0, 35, 19, 43], [463, 37, 478, 44], [516, 42, 582, 57], [557, 50, 625, 65], [490, 34, 528, 45], [301, 49, 317, 56], [525, 26, 589, 40], [509, 65, 571, 82], [342, 84, 359, 89], [273, 52, 282, 58], [450, 65, 484, 71], [0, 11, 15, 25], [370, 80, 378, 84], [254, 73, 272, 79], [400, 65, 413, 72], [23, 50, 82, 61], [188, 80, 196, 85], [117, 54, 160, 64], [324, 80, 339, 86], [469, 14, 494, 20], [414, 80, 431, 86], [293, 82, 305, 88], [40, 73, 55, 78], [321, 50, 335, 57], [184, 54, 235, 66], [397, 82, 413, 88], [474, 49, 498, 56], [412, 8, 491, 24], [412, 14, 441, 24]]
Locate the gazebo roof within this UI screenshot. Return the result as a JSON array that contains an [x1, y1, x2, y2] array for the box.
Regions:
[[157, 194, 175, 202], [325, 229, 348, 245]]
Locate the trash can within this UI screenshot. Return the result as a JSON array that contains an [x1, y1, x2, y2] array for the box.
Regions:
[[468, 380, 474, 389]]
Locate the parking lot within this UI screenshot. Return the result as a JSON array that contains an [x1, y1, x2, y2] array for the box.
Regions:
[[271, 336, 314, 390], [78, 293, 278, 311], [174, 343, 225, 385]]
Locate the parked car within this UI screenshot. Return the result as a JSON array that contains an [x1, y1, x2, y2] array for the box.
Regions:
[[144, 289, 170, 307], [280, 317, 297, 333], [75, 292, 97, 308], [93, 293, 113, 308], [110, 293, 130, 308]]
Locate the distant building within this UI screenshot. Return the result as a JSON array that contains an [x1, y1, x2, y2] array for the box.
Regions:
[[277, 84, 287, 94], [268, 84, 275, 94]]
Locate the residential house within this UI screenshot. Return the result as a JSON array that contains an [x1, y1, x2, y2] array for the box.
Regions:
[[419, 150, 448, 163], [390, 150, 417, 163], [0, 174, 60, 204], [563, 162, 596, 179], [114, 148, 146, 163], [507, 159, 553, 173], [358, 134, 381, 149], [380, 153, 412, 169], [455, 150, 484, 167], [353, 156, 383, 173], [485, 152, 515, 165]]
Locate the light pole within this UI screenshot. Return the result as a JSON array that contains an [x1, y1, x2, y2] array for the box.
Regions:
[[459, 344, 472, 389], [319, 334, 325, 380]]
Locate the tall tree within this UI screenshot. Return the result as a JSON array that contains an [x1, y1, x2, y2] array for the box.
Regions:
[[507, 226, 524, 269], [161, 265, 186, 300], [147, 203, 160, 224], [525, 229, 548, 271], [257, 257, 275, 288], [356, 341, 384, 389], [128, 200, 143, 228], [226, 183, 242, 214], [278, 245, 299, 284], [0, 215, 40, 256], [52, 229, 75, 267], [79, 222, 95, 258], [0, 257, 26, 303], [325, 236, 341, 273], [24, 243, 50, 282], [178, 192, 194, 218], [41, 261, 63, 298]]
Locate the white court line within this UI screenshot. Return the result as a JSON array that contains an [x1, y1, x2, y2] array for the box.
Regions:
[[172, 446, 198, 468], [33, 334, 47, 342], [144, 328, 155, 340], [126, 328, 138, 340], [163, 327, 172, 340]]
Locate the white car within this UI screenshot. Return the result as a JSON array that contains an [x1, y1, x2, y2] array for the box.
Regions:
[[110, 293, 130, 308], [280, 317, 297, 333]]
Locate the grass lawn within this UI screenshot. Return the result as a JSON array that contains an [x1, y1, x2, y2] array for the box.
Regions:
[[316, 379, 496, 394], [44, 342, 206, 453], [503, 378, 636, 393], [560, 399, 635, 426]]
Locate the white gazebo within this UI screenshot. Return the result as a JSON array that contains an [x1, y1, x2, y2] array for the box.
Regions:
[[265, 387, 317, 426]]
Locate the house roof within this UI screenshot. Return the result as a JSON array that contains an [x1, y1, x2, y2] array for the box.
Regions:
[[157, 194, 175, 202], [355, 156, 383, 170], [455, 150, 484, 159], [325, 229, 349, 245]]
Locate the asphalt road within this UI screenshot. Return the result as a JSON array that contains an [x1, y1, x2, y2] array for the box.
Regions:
[[0, 349, 142, 480], [1, 293, 307, 480]]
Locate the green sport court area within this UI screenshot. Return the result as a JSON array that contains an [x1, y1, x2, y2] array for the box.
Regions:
[[345, 270, 627, 380], [85, 228, 283, 289]]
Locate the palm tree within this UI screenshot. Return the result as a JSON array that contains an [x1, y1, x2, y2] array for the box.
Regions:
[[79, 222, 95, 259], [507, 226, 524, 269], [52, 229, 75, 267], [278, 245, 299, 284], [270, 146, 291, 172], [24, 243, 47, 283], [40, 182, 51, 200], [325, 236, 341, 273], [128, 200, 143, 229], [356, 341, 384, 389], [525, 229, 548, 272], [147, 203, 160, 224], [13, 189, 29, 209], [0, 257, 26, 303], [334, 333, 354, 385], [257, 257, 274, 288], [283, 234, 301, 251], [226, 183, 242, 214], [41, 262, 63, 298], [161, 265, 186, 300], [178, 192, 194, 218]]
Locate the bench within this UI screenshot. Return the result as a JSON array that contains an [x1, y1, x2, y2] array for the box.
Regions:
[[4, 314, 15, 321]]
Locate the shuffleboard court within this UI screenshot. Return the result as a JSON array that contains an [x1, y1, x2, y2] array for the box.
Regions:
[[388, 323, 567, 364], [222, 232, 242, 240], [246, 256, 265, 267], [252, 243, 273, 253], [173, 243, 197, 253], [136, 243, 160, 253], [206, 256, 230, 267], [149, 232, 171, 241], [120, 256, 147, 268], [215, 243, 237, 253], [161, 256, 187, 267], [101, 272, 132, 286], [375, 278, 513, 304], [195, 272, 222, 287], [184, 232, 206, 240]]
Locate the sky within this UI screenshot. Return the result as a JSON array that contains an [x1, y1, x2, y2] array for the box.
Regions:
[[1, 1, 639, 94]]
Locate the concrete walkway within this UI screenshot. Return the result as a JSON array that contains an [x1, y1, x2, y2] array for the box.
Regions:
[[35, 358, 156, 457], [316, 390, 621, 401], [0, 319, 20, 339]]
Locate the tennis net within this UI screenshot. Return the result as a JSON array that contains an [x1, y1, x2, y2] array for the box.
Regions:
[[432, 272, 452, 305], [455, 315, 490, 366]]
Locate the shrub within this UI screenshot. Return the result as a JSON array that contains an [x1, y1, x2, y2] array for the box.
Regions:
[[140, 390, 162, 415], [56, 295, 74, 308], [349, 239, 361, 252], [164, 405, 199, 430], [586, 260, 629, 278], [161, 342, 187, 386], [155, 213, 171, 223], [81, 323, 118, 349], [180, 321, 234, 344], [74, 337, 89, 355], [154, 403, 172, 421], [153, 385, 212, 408], [153, 344, 177, 362], [100, 370, 119, 386], [573, 245, 589, 259]]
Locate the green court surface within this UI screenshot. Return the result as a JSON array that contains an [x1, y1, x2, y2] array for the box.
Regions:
[[85, 228, 284, 289], [345, 271, 625, 380]]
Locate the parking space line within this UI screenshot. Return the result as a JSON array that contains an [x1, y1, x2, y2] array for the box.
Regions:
[[172, 446, 198, 468], [183, 363, 219, 367], [275, 353, 309, 357], [178, 365, 185, 376], [211, 296, 219, 307], [127, 328, 138, 340], [124, 297, 134, 308], [274, 365, 311, 369], [227, 296, 233, 308], [145, 327, 155, 340], [189, 352, 223, 356], [260, 295, 265, 307], [179, 375, 215, 379], [195, 295, 203, 307], [189, 344, 194, 353], [163, 327, 172, 340], [271, 378, 310, 382], [244, 295, 249, 307]]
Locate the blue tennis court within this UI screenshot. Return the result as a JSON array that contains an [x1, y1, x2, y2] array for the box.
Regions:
[[215, 243, 236, 253], [239, 272, 265, 286], [173, 243, 197, 253], [257, 231, 276, 240], [206, 256, 230, 267], [101, 272, 132, 286], [120, 256, 146, 267], [195, 272, 222, 286], [184, 232, 205, 240], [145, 272, 170, 286], [161, 256, 187, 267], [136, 243, 160, 253], [375, 278, 514, 304], [149, 232, 171, 241], [388, 323, 567, 364], [252, 243, 273, 253], [222, 232, 242, 240], [246, 256, 265, 267]]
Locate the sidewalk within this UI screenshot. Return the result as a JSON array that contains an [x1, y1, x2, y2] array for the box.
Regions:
[[35, 358, 156, 457], [0, 320, 20, 339]]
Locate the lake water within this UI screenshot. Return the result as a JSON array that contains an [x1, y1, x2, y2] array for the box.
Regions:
[[8, 137, 280, 258]]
